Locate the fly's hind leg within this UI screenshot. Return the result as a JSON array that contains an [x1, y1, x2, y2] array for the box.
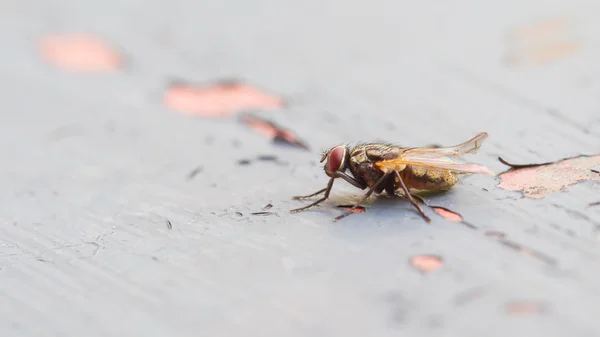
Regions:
[[397, 190, 427, 206], [395, 171, 431, 223]]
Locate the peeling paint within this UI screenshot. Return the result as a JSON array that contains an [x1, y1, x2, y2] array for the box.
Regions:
[[336, 205, 366, 213], [505, 300, 548, 315], [164, 79, 284, 117], [40, 34, 124, 72], [432, 206, 463, 222], [497, 155, 600, 199], [240, 114, 310, 150], [409, 254, 443, 273]]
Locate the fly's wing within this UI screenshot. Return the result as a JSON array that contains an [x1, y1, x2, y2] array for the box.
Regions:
[[403, 132, 489, 157], [391, 133, 495, 175], [393, 154, 495, 175]]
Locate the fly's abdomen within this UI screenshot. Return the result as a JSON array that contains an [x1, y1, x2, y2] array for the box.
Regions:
[[400, 166, 458, 192]]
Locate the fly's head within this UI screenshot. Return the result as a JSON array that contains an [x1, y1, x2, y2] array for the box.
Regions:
[[320, 145, 350, 178]]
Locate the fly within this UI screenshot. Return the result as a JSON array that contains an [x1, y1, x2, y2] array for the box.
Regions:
[[290, 132, 495, 222]]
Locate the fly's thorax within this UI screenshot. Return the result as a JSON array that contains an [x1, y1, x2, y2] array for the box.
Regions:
[[349, 144, 402, 165]]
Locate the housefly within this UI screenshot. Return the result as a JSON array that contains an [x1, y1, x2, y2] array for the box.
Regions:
[[290, 132, 495, 222]]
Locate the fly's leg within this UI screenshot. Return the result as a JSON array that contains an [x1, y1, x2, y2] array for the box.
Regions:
[[291, 187, 327, 200], [333, 172, 392, 222], [396, 190, 427, 205], [411, 194, 426, 205], [290, 177, 335, 213], [335, 172, 368, 190], [292, 171, 366, 201], [395, 171, 431, 223]]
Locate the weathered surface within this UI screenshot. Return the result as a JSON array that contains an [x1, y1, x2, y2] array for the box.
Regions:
[[1, 0, 599, 336]]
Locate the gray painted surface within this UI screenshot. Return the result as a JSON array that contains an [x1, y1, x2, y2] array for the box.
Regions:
[[1, 0, 600, 336]]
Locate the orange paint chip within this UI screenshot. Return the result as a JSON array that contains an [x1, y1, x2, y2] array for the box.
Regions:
[[505, 301, 547, 315], [505, 17, 580, 67], [40, 34, 123, 72], [498, 155, 600, 199], [409, 255, 443, 273], [336, 205, 366, 213], [507, 41, 580, 67], [432, 206, 463, 222], [509, 18, 569, 44], [164, 80, 284, 118]]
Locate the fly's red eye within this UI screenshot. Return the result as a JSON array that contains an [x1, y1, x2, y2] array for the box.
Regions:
[[327, 146, 345, 172]]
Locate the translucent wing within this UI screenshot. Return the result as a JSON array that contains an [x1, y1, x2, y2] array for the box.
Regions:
[[403, 132, 489, 157], [392, 155, 495, 175], [377, 132, 495, 175]]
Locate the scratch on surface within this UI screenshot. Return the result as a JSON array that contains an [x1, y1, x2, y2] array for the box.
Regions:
[[81, 241, 101, 257], [45, 124, 82, 141], [552, 203, 600, 225], [186, 166, 203, 180], [498, 239, 557, 265], [0, 242, 98, 261], [484, 231, 506, 238], [250, 211, 279, 217], [497, 155, 600, 199], [452, 286, 487, 307]]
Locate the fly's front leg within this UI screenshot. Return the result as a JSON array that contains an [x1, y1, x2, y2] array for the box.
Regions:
[[333, 172, 391, 222], [291, 187, 327, 200], [395, 171, 431, 223], [335, 171, 367, 190], [290, 177, 335, 213]]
